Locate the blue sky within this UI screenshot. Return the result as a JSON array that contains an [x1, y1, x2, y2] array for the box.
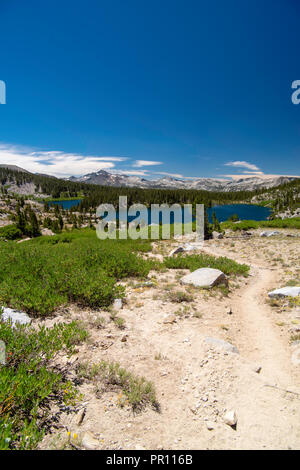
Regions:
[[0, 0, 300, 179]]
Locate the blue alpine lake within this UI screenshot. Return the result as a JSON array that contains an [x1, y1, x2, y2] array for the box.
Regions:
[[48, 199, 82, 210], [206, 204, 272, 223], [48, 200, 272, 222]]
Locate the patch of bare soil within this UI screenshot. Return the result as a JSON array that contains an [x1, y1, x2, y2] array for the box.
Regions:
[[39, 230, 300, 450]]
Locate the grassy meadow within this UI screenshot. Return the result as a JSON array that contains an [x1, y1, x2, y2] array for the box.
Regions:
[[0, 229, 157, 316], [221, 217, 300, 231], [0, 228, 251, 317]]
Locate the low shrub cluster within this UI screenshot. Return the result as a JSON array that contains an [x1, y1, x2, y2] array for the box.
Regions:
[[76, 360, 159, 412], [0, 320, 88, 450], [221, 218, 300, 231], [0, 230, 156, 316], [0, 224, 22, 240], [164, 253, 249, 276]]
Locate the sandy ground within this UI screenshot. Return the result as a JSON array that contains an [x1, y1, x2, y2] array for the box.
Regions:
[[38, 229, 300, 450]]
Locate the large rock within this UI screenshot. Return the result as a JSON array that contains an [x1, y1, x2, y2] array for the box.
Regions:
[[242, 231, 252, 237], [260, 231, 280, 237], [168, 244, 197, 257], [41, 228, 55, 236], [1, 307, 31, 327], [212, 231, 223, 240], [205, 336, 239, 354], [268, 287, 300, 298], [168, 246, 185, 257], [181, 268, 227, 288], [183, 244, 197, 252]]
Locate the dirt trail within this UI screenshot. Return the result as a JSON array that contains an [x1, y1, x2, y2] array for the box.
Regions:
[[40, 237, 300, 450], [202, 243, 298, 388], [233, 266, 296, 387]]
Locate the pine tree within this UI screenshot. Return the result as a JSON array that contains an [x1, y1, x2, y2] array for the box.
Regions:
[[204, 208, 212, 240]]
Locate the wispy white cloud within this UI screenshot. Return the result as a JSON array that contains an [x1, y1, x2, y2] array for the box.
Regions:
[[224, 160, 260, 172], [133, 160, 163, 167], [0, 143, 128, 177], [222, 173, 300, 180]]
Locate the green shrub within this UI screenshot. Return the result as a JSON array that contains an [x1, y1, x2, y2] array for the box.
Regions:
[[0, 320, 88, 450], [221, 218, 300, 231], [76, 360, 159, 412], [0, 230, 157, 316], [164, 253, 249, 276], [0, 224, 22, 240], [167, 290, 194, 303]]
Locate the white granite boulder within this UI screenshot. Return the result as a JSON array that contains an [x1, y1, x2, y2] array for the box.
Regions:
[[182, 243, 196, 252], [268, 287, 300, 298], [180, 268, 227, 288], [260, 231, 280, 237], [1, 307, 31, 327]]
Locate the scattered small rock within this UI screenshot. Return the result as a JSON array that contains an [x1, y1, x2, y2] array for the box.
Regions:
[[242, 231, 252, 237], [205, 337, 239, 354], [224, 410, 237, 428], [206, 421, 215, 431], [163, 314, 177, 324], [76, 408, 86, 426], [81, 431, 99, 450], [41, 228, 55, 236], [113, 298, 123, 310], [212, 231, 223, 240], [168, 246, 184, 257]]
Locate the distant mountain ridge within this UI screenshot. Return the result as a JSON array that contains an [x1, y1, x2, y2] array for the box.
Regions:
[[0, 163, 299, 193], [0, 164, 30, 173], [68, 169, 298, 192]]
